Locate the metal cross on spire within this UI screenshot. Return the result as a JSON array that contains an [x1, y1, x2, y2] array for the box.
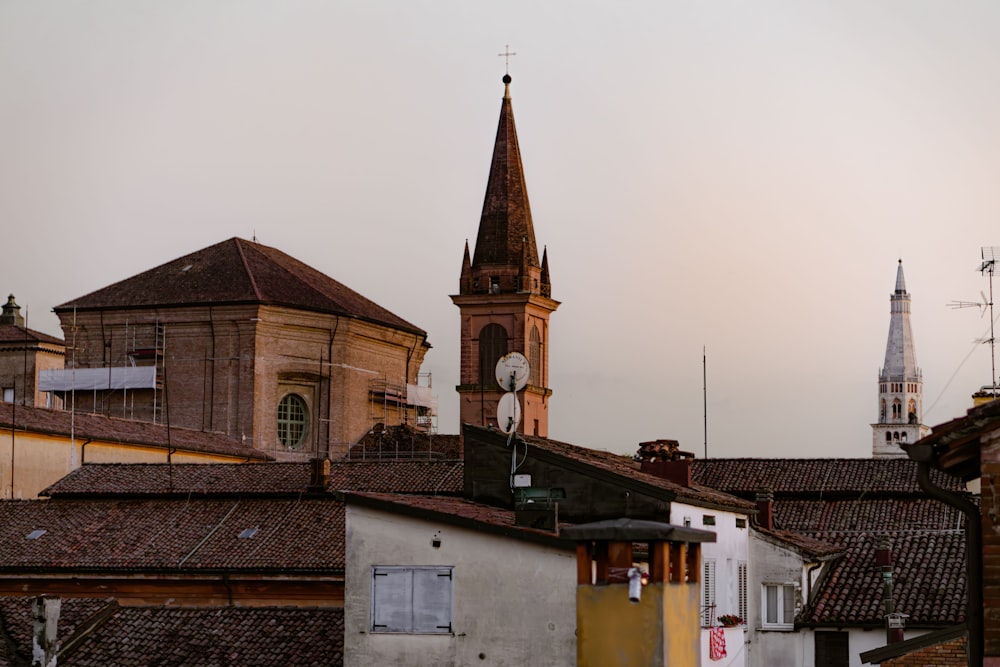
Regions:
[[498, 44, 517, 74]]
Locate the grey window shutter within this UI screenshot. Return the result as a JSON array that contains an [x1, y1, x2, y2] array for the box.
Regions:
[[373, 567, 412, 632], [413, 568, 452, 633]]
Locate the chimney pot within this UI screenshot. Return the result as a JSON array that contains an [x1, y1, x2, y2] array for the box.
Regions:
[[755, 489, 774, 530]]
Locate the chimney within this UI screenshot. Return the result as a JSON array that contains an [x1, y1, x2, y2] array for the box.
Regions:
[[755, 489, 774, 530], [636, 439, 694, 487], [876, 538, 905, 644], [308, 457, 331, 494]]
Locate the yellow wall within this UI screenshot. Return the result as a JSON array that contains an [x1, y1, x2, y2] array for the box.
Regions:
[[0, 426, 264, 499], [577, 582, 700, 667]]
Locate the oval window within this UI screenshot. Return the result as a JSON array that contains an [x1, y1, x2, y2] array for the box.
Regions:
[[277, 394, 308, 449]]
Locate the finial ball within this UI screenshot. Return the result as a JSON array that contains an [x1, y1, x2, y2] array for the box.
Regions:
[[503, 74, 512, 85]]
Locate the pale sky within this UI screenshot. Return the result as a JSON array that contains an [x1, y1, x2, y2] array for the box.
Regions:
[[1, 2, 998, 458]]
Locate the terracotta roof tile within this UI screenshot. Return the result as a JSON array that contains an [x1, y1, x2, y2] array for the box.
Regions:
[[0, 498, 345, 572], [0, 324, 64, 346], [327, 460, 463, 494], [344, 492, 571, 546], [346, 423, 463, 460], [44, 459, 465, 498], [690, 457, 971, 628], [691, 458, 965, 495], [800, 529, 967, 626], [0, 597, 110, 666], [43, 463, 311, 497], [0, 598, 344, 667], [55, 237, 425, 336], [507, 430, 755, 511], [2, 403, 266, 462]]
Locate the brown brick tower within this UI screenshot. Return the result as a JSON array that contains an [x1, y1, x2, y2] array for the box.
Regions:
[[451, 74, 559, 437]]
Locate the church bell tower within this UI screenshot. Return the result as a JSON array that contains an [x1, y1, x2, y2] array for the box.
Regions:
[[451, 74, 559, 437], [872, 260, 930, 457]]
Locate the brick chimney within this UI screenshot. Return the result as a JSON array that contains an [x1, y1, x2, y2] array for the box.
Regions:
[[755, 489, 774, 530], [636, 439, 694, 487], [31, 595, 60, 667]]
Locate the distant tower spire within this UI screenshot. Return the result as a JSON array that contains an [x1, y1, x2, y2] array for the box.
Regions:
[[872, 260, 930, 457], [451, 73, 559, 437]]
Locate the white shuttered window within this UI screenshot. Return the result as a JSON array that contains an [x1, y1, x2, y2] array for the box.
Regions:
[[371, 566, 453, 634]]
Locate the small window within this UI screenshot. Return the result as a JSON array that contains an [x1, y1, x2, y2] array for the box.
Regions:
[[762, 583, 796, 630], [736, 518, 746, 528], [702, 515, 716, 526], [372, 566, 453, 634], [277, 394, 308, 449], [2, 388, 12, 403]]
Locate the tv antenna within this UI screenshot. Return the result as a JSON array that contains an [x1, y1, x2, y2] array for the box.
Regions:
[[949, 246, 998, 396]]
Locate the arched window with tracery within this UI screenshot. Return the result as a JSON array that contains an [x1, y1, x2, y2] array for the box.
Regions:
[[478, 324, 509, 386], [529, 326, 541, 386]]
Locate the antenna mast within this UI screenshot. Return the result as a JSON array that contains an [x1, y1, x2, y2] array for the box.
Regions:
[[949, 246, 999, 397], [981, 247, 997, 396], [703, 345, 708, 459]]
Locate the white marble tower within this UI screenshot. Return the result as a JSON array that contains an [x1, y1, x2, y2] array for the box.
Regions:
[[872, 260, 930, 457]]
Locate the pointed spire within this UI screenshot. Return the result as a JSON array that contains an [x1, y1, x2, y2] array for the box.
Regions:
[[882, 260, 917, 377], [540, 246, 551, 297], [460, 240, 473, 293], [472, 74, 539, 270]]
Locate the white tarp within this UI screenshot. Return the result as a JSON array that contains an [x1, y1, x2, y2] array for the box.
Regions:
[[406, 384, 438, 411], [39, 366, 157, 392]]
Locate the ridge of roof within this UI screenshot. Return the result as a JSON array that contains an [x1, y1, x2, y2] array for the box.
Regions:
[[54, 237, 426, 337]]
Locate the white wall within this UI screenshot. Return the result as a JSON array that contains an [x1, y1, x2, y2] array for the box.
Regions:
[[671, 502, 750, 622], [344, 504, 578, 667]]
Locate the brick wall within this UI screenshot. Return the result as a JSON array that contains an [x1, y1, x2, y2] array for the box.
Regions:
[[985, 435, 1000, 657], [883, 635, 967, 666]]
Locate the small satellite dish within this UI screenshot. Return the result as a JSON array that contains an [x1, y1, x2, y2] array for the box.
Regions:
[[497, 392, 521, 434], [495, 352, 530, 392]]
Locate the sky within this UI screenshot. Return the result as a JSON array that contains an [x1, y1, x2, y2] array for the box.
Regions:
[[1, 2, 999, 459]]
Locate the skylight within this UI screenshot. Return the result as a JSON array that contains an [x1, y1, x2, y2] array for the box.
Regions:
[[238, 527, 259, 539], [26, 529, 46, 540]]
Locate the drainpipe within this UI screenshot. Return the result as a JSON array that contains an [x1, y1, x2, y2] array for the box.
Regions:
[[910, 446, 982, 665]]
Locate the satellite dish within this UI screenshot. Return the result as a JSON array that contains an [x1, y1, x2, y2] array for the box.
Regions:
[[497, 392, 521, 434], [495, 352, 530, 392]]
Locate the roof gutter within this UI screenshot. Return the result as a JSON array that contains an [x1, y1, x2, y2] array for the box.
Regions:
[[909, 442, 982, 665]]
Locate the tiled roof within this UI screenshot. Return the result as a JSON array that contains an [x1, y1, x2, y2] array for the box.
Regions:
[[0, 403, 266, 461], [344, 492, 572, 548], [0, 498, 345, 572], [0, 598, 344, 667], [44, 460, 465, 497], [0, 324, 64, 346], [43, 463, 313, 497], [327, 460, 463, 494], [0, 597, 112, 667], [691, 458, 965, 495], [55, 237, 425, 336], [345, 423, 463, 460], [773, 497, 963, 533], [800, 529, 967, 626], [508, 430, 755, 511], [754, 527, 843, 559], [691, 457, 971, 628]]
